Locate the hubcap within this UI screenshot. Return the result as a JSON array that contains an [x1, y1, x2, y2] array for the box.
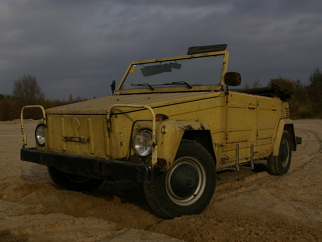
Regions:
[[280, 139, 290, 167], [166, 157, 206, 206]]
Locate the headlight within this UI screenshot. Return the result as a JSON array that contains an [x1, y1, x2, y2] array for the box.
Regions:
[[35, 123, 46, 147], [133, 130, 152, 157]]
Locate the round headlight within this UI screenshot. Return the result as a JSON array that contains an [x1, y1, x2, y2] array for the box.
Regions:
[[133, 130, 152, 157], [35, 123, 46, 147]]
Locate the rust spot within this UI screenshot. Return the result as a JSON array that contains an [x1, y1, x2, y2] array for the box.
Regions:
[[182, 125, 194, 130], [181, 123, 206, 131], [157, 158, 167, 170]]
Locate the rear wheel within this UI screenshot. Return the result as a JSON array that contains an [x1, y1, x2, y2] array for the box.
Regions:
[[48, 167, 104, 192], [267, 131, 292, 175], [144, 140, 216, 218]]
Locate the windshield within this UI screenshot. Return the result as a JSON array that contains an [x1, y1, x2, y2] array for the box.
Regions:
[[120, 54, 225, 90]]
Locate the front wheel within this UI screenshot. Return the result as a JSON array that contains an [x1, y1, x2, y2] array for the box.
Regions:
[[144, 140, 216, 218], [267, 131, 292, 175], [48, 167, 104, 192]]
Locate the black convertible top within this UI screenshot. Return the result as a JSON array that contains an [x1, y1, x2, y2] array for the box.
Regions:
[[234, 84, 292, 101]]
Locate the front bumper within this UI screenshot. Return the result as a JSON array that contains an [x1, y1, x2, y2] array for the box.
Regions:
[[21, 148, 153, 183]]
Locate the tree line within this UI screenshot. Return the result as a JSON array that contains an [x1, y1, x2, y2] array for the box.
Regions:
[[267, 68, 322, 118], [1, 69, 322, 121], [0, 74, 88, 121]]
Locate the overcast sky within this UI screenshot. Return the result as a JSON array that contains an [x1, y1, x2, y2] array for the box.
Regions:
[[1, 0, 322, 99]]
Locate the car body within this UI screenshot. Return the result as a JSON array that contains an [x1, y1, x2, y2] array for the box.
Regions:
[[20, 44, 301, 218]]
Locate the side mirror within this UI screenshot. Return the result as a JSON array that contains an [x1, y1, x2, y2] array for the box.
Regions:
[[224, 72, 241, 86], [110, 80, 116, 94]]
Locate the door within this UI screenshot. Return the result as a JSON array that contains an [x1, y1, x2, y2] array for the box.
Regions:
[[222, 92, 257, 167]]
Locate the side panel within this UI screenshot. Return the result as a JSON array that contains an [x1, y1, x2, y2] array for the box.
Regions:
[[222, 92, 257, 167], [257, 97, 280, 139], [255, 96, 281, 158], [219, 92, 286, 170], [225, 92, 257, 144]]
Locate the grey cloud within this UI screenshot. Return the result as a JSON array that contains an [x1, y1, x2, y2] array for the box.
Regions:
[[1, 0, 322, 99]]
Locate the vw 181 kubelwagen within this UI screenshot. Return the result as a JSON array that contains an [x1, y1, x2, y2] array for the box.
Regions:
[[20, 44, 301, 218]]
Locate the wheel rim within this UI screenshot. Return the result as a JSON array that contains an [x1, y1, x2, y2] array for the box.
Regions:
[[280, 139, 290, 167], [165, 157, 206, 206]]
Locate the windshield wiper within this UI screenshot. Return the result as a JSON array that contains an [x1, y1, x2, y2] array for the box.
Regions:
[[131, 83, 154, 90], [163, 81, 192, 89]]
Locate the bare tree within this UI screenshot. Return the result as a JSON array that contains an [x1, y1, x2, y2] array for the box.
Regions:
[[12, 74, 45, 105], [12, 74, 45, 119], [252, 78, 262, 88]]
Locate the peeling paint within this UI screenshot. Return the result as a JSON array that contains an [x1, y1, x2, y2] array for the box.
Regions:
[[157, 158, 167, 170]]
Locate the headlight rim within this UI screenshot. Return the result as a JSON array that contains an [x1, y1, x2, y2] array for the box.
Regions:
[[132, 129, 153, 157], [35, 123, 46, 147]]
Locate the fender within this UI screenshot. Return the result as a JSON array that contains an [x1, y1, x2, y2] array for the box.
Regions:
[[272, 119, 296, 156], [156, 119, 211, 171]]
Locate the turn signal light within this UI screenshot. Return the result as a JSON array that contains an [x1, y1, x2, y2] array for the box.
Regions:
[[155, 114, 169, 121]]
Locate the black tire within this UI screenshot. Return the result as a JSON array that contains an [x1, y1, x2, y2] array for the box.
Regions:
[[267, 131, 292, 175], [144, 139, 216, 219], [48, 167, 104, 192]]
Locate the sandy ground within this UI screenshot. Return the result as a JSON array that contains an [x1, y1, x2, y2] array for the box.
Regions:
[[0, 119, 321, 241]]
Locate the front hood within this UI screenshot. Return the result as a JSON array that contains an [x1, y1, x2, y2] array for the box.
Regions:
[[46, 92, 221, 115]]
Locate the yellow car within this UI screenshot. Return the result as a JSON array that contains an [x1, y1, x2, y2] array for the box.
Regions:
[[20, 44, 301, 218]]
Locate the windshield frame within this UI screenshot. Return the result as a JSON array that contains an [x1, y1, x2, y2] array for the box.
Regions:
[[115, 50, 229, 95]]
